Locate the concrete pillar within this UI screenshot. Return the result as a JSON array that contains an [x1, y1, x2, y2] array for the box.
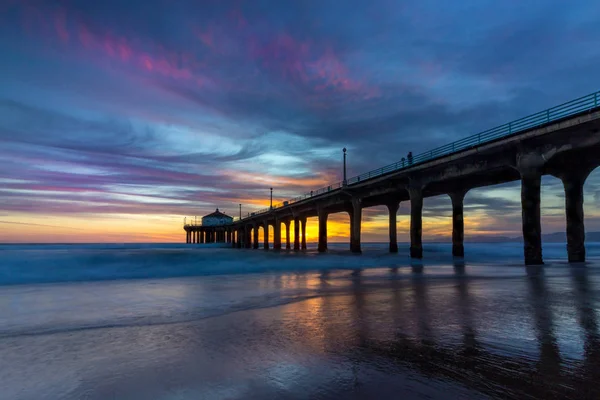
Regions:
[[318, 209, 328, 253], [409, 187, 423, 259], [387, 201, 399, 253], [263, 222, 270, 250], [232, 230, 236, 248], [561, 170, 590, 262], [520, 168, 543, 265], [236, 229, 242, 248], [301, 217, 307, 250], [186, 231, 190, 244], [274, 220, 282, 250], [253, 225, 259, 249], [245, 227, 252, 249], [294, 217, 300, 251], [351, 198, 362, 254], [285, 221, 291, 250], [449, 190, 467, 257]]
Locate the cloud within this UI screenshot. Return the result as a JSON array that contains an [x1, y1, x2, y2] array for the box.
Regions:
[[2, 0, 600, 241]]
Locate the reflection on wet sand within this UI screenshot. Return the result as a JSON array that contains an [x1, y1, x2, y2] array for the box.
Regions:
[[570, 267, 600, 397], [280, 264, 600, 399]]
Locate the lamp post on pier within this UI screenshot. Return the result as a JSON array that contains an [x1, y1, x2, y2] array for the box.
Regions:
[[239, 204, 241, 220], [270, 187, 273, 210], [343, 147, 347, 186]]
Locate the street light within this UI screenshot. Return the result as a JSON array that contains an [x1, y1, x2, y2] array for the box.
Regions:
[[270, 187, 273, 210], [342, 147, 347, 186], [239, 203, 241, 219]]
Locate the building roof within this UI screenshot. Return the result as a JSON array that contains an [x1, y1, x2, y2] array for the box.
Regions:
[[202, 208, 232, 219]]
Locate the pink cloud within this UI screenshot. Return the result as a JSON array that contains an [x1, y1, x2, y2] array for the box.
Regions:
[[18, 4, 206, 86], [54, 8, 69, 42]]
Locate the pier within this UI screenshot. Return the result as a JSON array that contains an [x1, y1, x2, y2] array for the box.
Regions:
[[185, 91, 600, 265]]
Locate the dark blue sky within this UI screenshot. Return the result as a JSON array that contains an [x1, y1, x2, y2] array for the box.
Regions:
[[1, 0, 600, 242]]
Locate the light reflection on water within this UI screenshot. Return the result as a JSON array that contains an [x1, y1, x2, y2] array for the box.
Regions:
[[0, 251, 600, 399]]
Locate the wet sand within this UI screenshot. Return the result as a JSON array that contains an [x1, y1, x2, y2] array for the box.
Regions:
[[1, 258, 599, 399]]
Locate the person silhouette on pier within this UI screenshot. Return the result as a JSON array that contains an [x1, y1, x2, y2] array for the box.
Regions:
[[407, 151, 413, 165]]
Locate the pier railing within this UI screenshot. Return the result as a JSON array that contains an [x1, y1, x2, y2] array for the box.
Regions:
[[183, 217, 202, 227], [239, 90, 600, 221]]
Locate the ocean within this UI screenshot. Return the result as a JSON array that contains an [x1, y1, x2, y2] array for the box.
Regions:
[[1, 242, 599, 399]]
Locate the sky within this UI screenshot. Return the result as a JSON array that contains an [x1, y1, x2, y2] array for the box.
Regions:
[[1, 0, 600, 243]]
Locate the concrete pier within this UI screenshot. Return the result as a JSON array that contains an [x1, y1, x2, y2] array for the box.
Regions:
[[301, 217, 307, 250], [409, 187, 423, 259], [293, 217, 300, 251], [318, 209, 328, 253], [520, 167, 543, 265], [562, 170, 590, 262], [253, 225, 259, 249], [285, 221, 291, 250], [350, 198, 362, 254], [185, 97, 600, 265], [274, 220, 282, 250], [387, 201, 399, 253], [263, 223, 269, 250], [449, 191, 466, 257]]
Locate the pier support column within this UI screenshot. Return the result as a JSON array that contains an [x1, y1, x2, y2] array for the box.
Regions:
[[351, 198, 362, 254], [294, 218, 300, 251], [236, 229, 242, 248], [387, 201, 399, 253], [520, 168, 543, 265], [253, 225, 259, 249], [263, 222, 270, 250], [273, 220, 282, 250], [186, 231, 190, 244], [301, 217, 307, 250], [561, 169, 591, 262], [409, 186, 423, 259], [245, 227, 252, 248], [231, 230, 236, 248], [449, 190, 467, 257], [318, 209, 328, 253], [285, 221, 291, 250]]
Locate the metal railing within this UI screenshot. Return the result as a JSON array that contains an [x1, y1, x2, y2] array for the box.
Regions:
[[183, 217, 203, 227], [238, 90, 600, 221]]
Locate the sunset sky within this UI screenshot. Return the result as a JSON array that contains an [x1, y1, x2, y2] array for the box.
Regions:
[[1, 0, 600, 243]]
